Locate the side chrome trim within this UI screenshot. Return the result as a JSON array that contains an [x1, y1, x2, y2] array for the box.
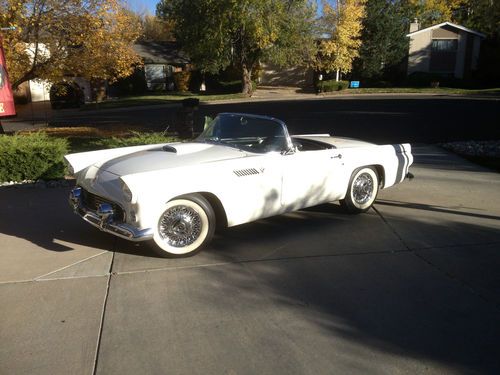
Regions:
[[69, 187, 153, 242]]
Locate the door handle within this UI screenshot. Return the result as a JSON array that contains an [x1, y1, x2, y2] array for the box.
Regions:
[[331, 154, 342, 159]]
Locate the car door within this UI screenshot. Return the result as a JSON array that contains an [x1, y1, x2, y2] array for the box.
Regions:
[[218, 152, 285, 226], [281, 148, 345, 210]]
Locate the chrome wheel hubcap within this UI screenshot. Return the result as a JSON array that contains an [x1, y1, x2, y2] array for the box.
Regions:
[[159, 206, 202, 247], [352, 173, 374, 205]]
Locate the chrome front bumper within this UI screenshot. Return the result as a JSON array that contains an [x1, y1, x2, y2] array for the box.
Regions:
[[69, 187, 153, 242]]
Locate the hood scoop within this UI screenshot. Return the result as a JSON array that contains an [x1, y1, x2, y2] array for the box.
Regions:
[[162, 145, 177, 153]]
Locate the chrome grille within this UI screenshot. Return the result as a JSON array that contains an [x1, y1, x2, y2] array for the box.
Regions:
[[80, 188, 125, 222]]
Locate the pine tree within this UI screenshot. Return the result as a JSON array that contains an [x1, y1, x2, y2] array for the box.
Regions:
[[355, 0, 410, 81]]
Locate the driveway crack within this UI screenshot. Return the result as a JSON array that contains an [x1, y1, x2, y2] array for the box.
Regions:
[[92, 239, 116, 375], [372, 206, 500, 311]]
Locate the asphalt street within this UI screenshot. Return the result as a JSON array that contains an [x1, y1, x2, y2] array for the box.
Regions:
[[1, 145, 500, 374], [44, 94, 500, 143]]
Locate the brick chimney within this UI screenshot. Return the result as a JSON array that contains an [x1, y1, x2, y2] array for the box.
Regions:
[[409, 18, 420, 33]]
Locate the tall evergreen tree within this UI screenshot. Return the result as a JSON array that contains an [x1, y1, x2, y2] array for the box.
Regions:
[[456, 0, 500, 38], [354, 0, 410, 81], [455, 0, 500, 84]]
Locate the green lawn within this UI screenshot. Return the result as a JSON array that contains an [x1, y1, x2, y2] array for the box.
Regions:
[[82, 92, 246, 110], [334, 87, 500, 95], [80, 87, 500, 111]]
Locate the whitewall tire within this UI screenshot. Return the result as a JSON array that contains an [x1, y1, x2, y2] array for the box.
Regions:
[[340, 167, 379, 213], [152, 195, 215, 257]]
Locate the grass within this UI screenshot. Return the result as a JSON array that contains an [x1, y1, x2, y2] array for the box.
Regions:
[[70, 86, 500, 111], [330, 87, 500, 95], [82, 92, 246, 110]]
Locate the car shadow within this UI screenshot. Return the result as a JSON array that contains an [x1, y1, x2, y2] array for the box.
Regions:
[[2, 184, 500, 372], [0, 185, 114, 252], [110, 198, 500, 373], [191, 214, 500, 373]]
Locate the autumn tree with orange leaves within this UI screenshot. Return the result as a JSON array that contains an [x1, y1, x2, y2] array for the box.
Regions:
[[316, 0, 366, 81], [0, 0, 142, 89]]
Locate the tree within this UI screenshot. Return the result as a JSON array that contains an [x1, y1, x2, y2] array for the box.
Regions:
[[456, 0, 500, 38], [354, 0, 410, 80], [409, 0, 466, 27], [157, 0, 316, 95], [0, 0, 142, 89], [316, 0, 366, 81], [138, 14, 175, 42], [455, 0, 500, 84]]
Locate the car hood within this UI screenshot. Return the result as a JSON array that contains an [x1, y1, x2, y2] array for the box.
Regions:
[[94, 142, 247, 176]]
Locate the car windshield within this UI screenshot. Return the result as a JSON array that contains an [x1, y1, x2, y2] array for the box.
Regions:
[[196, 113, 290, 153]]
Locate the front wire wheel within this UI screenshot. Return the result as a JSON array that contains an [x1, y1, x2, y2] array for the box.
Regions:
[[340, 167, 379, 213], [152, 195, 215, 257]]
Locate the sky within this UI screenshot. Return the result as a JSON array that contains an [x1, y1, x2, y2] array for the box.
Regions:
[[125, 0, 158, 14]]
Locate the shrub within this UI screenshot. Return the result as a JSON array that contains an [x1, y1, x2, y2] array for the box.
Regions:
[[0, 133, 69, 182], [318, 79, 349, 92], [406, 72, 448, 87], [68, 132, 179, 153], [88, 132, 178, 149], [206, 79, 258, 93]]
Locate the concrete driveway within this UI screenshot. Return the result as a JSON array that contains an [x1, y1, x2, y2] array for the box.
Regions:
[[1, 146, 499, 374]]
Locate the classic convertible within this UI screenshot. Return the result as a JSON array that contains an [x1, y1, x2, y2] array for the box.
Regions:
[[65, 113, 413, 257]]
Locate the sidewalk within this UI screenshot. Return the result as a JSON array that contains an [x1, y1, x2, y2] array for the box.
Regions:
[[1, 101, 53, 132]]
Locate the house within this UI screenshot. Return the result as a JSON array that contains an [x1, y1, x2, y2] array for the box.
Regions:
[[14, 43, 94, 103], [407, 21, 486, 79], [259, 61, 314, 89], [132, 41, 190, 91]]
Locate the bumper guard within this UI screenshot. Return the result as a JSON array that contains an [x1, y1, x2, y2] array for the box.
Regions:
[[69, 187, 153, 242]]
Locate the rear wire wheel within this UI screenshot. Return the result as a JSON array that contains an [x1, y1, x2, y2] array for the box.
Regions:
[[340, 167, 379, 214], [152, 194, 215, 257]]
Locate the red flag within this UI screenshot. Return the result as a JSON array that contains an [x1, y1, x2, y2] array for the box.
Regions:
[[0, 35, 16, 117]]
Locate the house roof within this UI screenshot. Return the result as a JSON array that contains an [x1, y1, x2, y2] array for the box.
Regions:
[[406, 22, 486, 38], [133, 41, 190, 65]]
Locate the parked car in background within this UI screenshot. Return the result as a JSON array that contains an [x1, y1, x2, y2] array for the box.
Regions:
[[50, 81, 84, 109], [65, 113, 413, 257]]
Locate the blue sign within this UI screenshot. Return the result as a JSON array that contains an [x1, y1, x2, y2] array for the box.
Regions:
[[350, 81, 360, 88]]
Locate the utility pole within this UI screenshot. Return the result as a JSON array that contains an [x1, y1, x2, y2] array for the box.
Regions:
[[0, 26, 17, 134]]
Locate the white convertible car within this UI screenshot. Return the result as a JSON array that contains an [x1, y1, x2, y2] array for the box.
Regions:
[[65, 113, 413, 257]]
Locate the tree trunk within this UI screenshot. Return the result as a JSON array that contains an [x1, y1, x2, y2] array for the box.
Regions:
[[241, 64, 252, 96], [91, 80, 107, 102], [336, 69, 340, 82]]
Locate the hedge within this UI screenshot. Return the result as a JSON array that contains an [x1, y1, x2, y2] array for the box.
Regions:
[[318, 79, 349, 92], [0, 133, 69, 181], [68, 132, 179, 153], [0, 131, 180, 182]]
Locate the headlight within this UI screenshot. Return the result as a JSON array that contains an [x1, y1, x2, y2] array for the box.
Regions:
[[121, 180, 133, 202]]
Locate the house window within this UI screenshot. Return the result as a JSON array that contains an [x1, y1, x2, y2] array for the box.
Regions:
[[430, 39, 458, 73], [431, 39, 458, 52]]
